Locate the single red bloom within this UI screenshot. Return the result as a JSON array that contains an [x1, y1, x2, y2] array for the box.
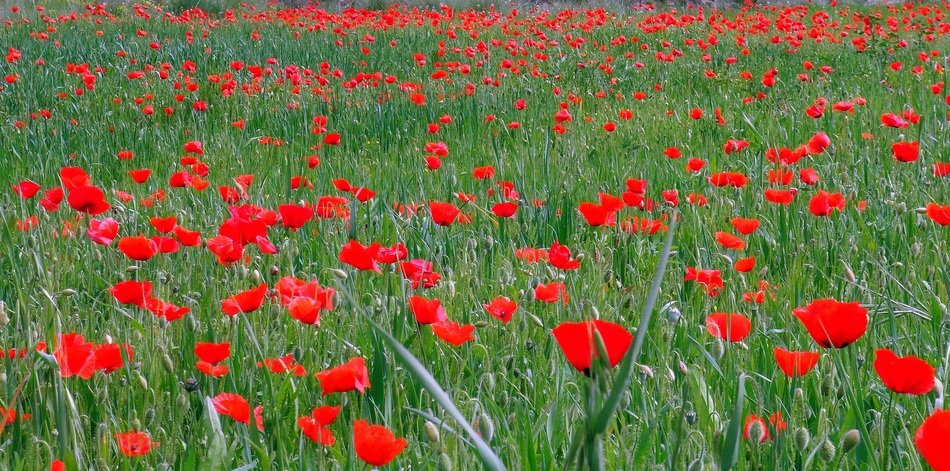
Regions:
[[926, 203, 950, 226], [212, 392, 251, 424], [149, 216, 177, 233], [194, 342, 230, 365], [109, 280, 153, 308], [773, 347, 820, 377], [916, 410, 950, 471], [315, 357, 370, 395], [117, 235, 159, 261], [114, 431, 157, 457], [730, 217, 760, 235], [278, 203, 313, 231], [431, 320, 475, 346], [353, 420, 407, 467], [549, 242, 581, 270], [552, 320, 632, 373], [714, 231, 746, 250], [793, 299, 868, 348], [339, 240, 381, 272], [535, 282, 569, 304], [491, 201, 518, 218], [483, 296, 518, 323], [873, 348, 935, 395], [409, 296, 448, 325], [705, 313, 752, 342], [288, 296, 322, 326], [892, 141, 919, 162], [429, 201, 461, 226], [221, 283, 269, 316], [12, 180, 41, 199], [67, 185, 110, 215]]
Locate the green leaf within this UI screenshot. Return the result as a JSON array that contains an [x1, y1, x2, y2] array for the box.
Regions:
[[719, 373, 748, 471]]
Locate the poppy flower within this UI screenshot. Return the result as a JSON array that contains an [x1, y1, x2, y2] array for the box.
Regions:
[[151, 236, 180, 254], [805, 131, 831, 155], [353, 420, 407, 467], [315, 357, 370, 395], [734, 257, 755, 272], [12, 180, 41, 199], [67, 185, 110, 215], [110, 280, 153, 308], [212, 392, 251, 424], [408, 296, 448, 325], [40, 187, 65, 211], [552, 320, 633, 373], [173, 226, 202, 246], [60, 167, 90, 191], [260, 354, 307, 376], [744, 415, 770, 443], [400, 259, 441, 289], [491, 201, 518, 218], [278, 204, 313, 231], [892, 141, 919, 162], [881, 113, 909, 128], [808, 191, 846, 216], [705, 313, 752, 342], [535, 282, 569, 304], [288, 296, 323, 326], [87, 217, 120, 245], [298, 405, 341, 446], [773, 348, 820, 377], [114, 431, 157, 457], [549, 242, 580, 270], [431, 320, 475, 346], [221, 283, 269, 316], [429, 201, 461, 226], [915, 410, 950, 471], [684, 267, 724, 297], [484, 297, 518, 323], [194, 342, 230, 365], [339, 240, 381, 272], [926, 203, 950, 226], [873, 349, 935, 395], [117, 236, 159, 261], [207, 235, 244, 265], [578, 202, 616, 226], [376, 243, 408, 264], [793, 299, 868, 348], [715, 231, 746, 250]]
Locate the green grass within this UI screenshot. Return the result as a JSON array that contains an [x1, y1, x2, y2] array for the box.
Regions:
[[0, 2, 948, 469]]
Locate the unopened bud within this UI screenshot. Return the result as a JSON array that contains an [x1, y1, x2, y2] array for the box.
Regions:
[[843, 262, 856, 283], [638, 364, 654, 379], [424, 421, 441, 444], [793, 427, 810, 450], [840, 429, 860, 454], [327, 268, 348, 280], [57, 289, 77, 297], [161, 354, 175, 374], [476, 413, 494, 442], [437, 452, 453, 470], [678, 361, 689, 375], [747, 420, 766, 445], [0, 301, 8, 326], [819, 439, 836, 462], [136, 373, 148, 390]]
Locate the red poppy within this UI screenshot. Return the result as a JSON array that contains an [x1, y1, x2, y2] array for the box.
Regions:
[[892, 141, 919, 162], [578, 202, 616, 226], [429, 201, 461, 226], [431, 320, 475, 346], [315, 357, 370, 395], [173, 226, 202, 246], [260, 354, 308, 376], [734, 257, 755, 272], [743, 415, 770, 443], [408, 296, 448, 325], [730, 217, 760, 235], [773, 348, 820, 377], [110, 280, 153, 308], [926, 203, 950, 226], [339, 240, 381, 272], [805, 131, 831, 155], [535, 282, 569, 304], [873, 349, 935, 395], [715, 231, 746, 250], [40, 187, 65, 211], [144, 297, 190, 322], [484, 297, 518, 323], [117, 236, 159, 261], [915, 410, 950, 471], [60, 167, 90, 191], [684, 267, 724, 297], [491, 201, 518, 218], [12, 180, 41, 199], [353, 420, 407, 467], [552, 320, 632, 373], [298, 405, 341, 446], [278, 204, 313, 231], [207, 235, 244, 265], [376, 243, 408, 264], [183, 140, 203, 154], [221, 283, 269, 316], [793, 299, 868, 348], [212, 392, 251, 424], [549, 242, 580, 270], [809, 191, 846, 216], [194, 342, 230, 365], [114, 431, 157, 457], [67, 185, 110, 215], [86, 218, 120, 245], [705, 313, 752, 342]]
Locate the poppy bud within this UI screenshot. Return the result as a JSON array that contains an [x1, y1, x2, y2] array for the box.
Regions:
[[161, 354, 175, 374], [326, 268, 348, 279], [678, 361, 689, 375], [793, 427, 810, 450], [424, 421, 441, 444], [821, 371, 835, 396], [447, 281, 456, 297], [793, 388, 805, 410], [0, 301, 8, 326], [934, 378, 945, 410], [0, 372, 5, 383], [476, 412, 494, 441], [270, 265, 280, 277], [666, 306, 682, 323], [638, 364, 654, 379], [666, 367, 675, 382], [57, 289, 77, 297], [136, 373, 148, 390], [474, 320, 489, 328], [843, 262, 856, 283], [840, 429, 860, 454], [126, 265, 139, 273], [177, 393, 189, 409], [529, 314, 543, 328], [182, 378, 199, 392], [481, 373, 495, 390], [746, 420, 766, 445], [713, 340, 725, 359], [685, 410, 697, 425], [437, 453, 453, 470], [145, 407, 155, 425], [818, 439, 836, 462], [252, 269, 263, 283]]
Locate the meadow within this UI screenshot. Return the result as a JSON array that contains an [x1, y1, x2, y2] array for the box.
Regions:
[[1, 1, 949, 469]]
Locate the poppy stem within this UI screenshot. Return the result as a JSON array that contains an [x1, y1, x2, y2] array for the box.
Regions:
[[881, 391, 895, 471]]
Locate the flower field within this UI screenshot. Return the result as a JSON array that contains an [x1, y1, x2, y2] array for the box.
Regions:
[[1, 1, 950, 469]]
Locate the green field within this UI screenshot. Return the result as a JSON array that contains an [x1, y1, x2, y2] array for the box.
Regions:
[[1, 2, 949, 470]]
